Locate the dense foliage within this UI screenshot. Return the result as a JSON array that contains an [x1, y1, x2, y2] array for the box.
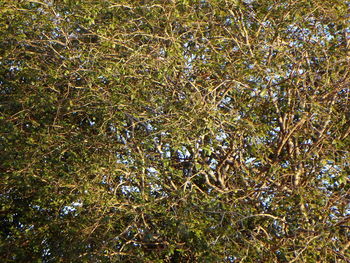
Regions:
[[1, 0, 349, 262]]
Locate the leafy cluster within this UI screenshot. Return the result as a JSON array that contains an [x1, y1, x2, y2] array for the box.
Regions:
[[1, 0, 349, 262]]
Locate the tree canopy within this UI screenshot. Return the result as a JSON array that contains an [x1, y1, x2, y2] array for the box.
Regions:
[[1, 0, 349, 262]]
